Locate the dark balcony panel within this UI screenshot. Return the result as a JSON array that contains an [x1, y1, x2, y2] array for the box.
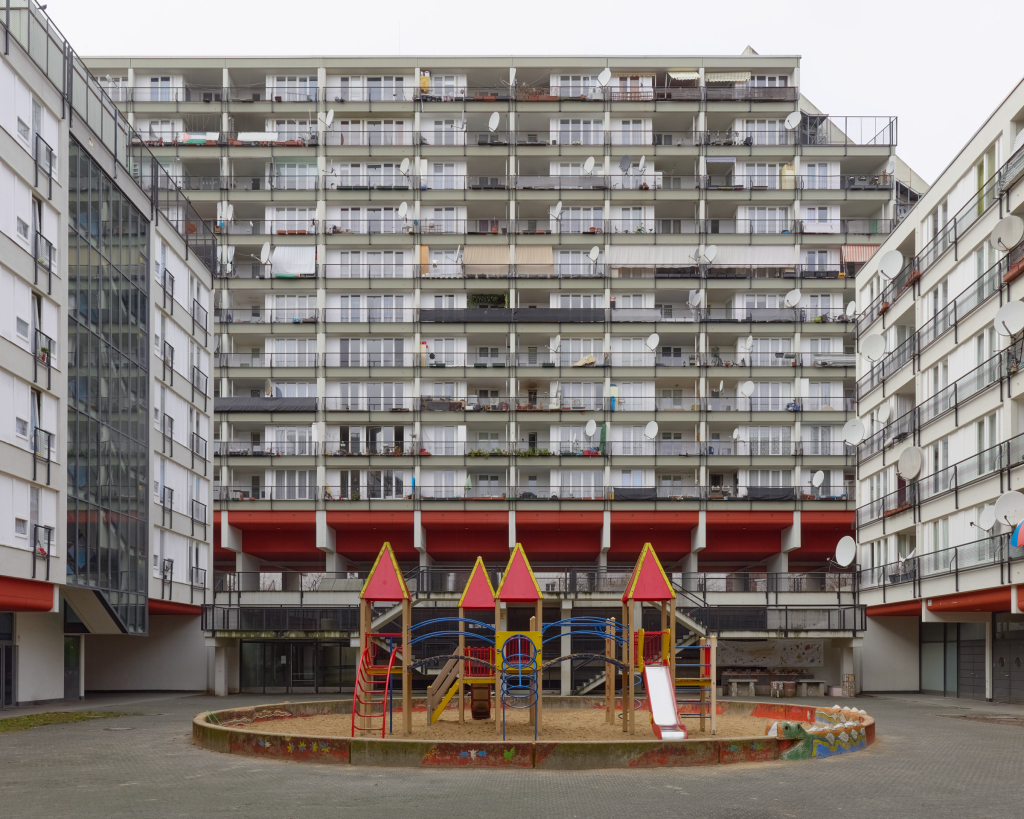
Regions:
[[419, 308, 513, 323], [513, 307, 606, 323], [214, 396, 318, 413]]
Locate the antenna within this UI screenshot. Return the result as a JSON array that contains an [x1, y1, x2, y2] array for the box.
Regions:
[[488, 111, 500, 133], [896, 446, 923, 479], [702, 244, 718, 264], [835, 536, 857, 568], [876, 402, 891, 424], [597, 67, 612, 87], [645, 333, 660, 351], [845, 301, 857, 319], [994, 301, 1024, 337], [741, 335, 754, 352], [264, 378, 274, 397], [260, 242, 271, 265], [583, 156, 596, 175], [842, 418, 865, 446], [643, 420, 659, 439], [324, 109, 335, 128], [784, 289, 801, 308], [399, 158, 411, 176], [397, 202, 408, 220], [783, 111, 801, 131], [585, 419, 597, 437], [738, 380, 755, 398], [811, 470, 825, 488], [878, 250, 903, 280], [588, 245, 600, 263], [718, 380, 724, 393], [990, 215, 1024, 253], [861, 333, 887, 362], [994, 491, 1024, 526]]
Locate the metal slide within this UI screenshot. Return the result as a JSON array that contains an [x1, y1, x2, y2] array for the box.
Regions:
[[643, 662, 688, 740]]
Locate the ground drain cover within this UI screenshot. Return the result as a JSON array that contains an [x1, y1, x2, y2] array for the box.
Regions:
[[103, 727, 136, 731], [937, 713, 1024, 728]]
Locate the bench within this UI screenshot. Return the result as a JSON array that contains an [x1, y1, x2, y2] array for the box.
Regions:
[[798, 679, 828, 697], [728, 678, 756, 697]]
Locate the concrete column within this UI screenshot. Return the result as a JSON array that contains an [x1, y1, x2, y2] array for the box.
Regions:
[[766, 551, 788, 574], [414, 509, 431, 566], [236, 552, 262, 590], [839, 640, 855, 695], [781, 510, 801, 553], [213, 645, 228, 696], [600, 509, 611, 561], [559, 600, 573, 695], [690, 509, 707, 553], [316, 508, 334, 555], [985, 615, 994, 701], [324, 550, 350, 574]]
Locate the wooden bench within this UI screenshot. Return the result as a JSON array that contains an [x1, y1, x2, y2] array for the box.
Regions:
[[798, 679, 828, 697], [728, 678, 756, 697]]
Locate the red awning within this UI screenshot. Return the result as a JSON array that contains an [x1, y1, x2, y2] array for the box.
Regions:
[[842, 245, 877, 264]]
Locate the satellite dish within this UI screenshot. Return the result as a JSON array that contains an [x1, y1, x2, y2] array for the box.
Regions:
[[784, 289, 801, 308], [552, 201, 562, 220], [978, 507, 997, 532], [643, 421, 659, 439], [897, 446, 923, 479], [861, 333, 886, 362], [324, 109, 335, 128], [842, 418, 865, 446], [637, 156, 646, 175], [876, 402, 891, 423], [991, 215, 1024, 252], [739, 381, 755, 398], [689, 290, 704, 307], [718, 380, 724, 393], [878, 250, 903, 280], [588, 245, 600, 262], [703, 244, 718, 263], [811, 470, 825, 488], [885, 157, 896, 175], [743, 335, 753, 351], [264, 378, 274, 396], [397, 202, 408, 219], [732, 428, 740, 440], [488, 111, 500, 133], [455, 244, 463, 263], [597, 67, 612, 87], [399, 158, 411, 176], [835, 536, 857, 568], [259, 242, 271, 265], [995, 491, 1024, 526], [585, 419, 597, 437], [583, 156, 596, 175], [618, 155, 632, 173], [552, 334, 561, 352], [994, 301, 1024, 336], [845, 301, 857, 319], [783, 111, 801, 131], [509, 67, 517, 85], [645, 333, 660, 351]]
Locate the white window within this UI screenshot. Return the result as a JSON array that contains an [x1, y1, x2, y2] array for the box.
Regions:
[[803, 163, 829, 189], [744, 163, 779, 189], [748, 75, 788, 88], [746, 207, 788, 234], [15, 418, 28, 438], [744, 119, 784, 146], [930, 518, 949, 553], [15, 518, 28, 537], [17, 118, 30, 141], [16, 218, 30, 241], [16, 318, 29, 338]]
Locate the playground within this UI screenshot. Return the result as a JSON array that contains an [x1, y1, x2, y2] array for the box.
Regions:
[[195, 540, 876, 767]]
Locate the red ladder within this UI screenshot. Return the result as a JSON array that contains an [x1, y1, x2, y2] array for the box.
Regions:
[[351, 642, 399, 738]]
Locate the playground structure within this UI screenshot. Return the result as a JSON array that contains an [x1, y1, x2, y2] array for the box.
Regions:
[[352, 540, 717, 741]]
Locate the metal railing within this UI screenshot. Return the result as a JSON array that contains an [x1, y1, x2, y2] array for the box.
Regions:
[[32, 427, 53, 485], [215, 485, 321, 501], [918, 348, 1011, 428], [215, 352, 319, 368], [33, 132, 53, 199], [191, 365, 208, 395], [33, 328, 53, 390], [860, 533, 1020, 592], [31, 524, 54, 581], [202, 604, 360, 633], [677, 570, 857, 597], [857, 334, 917, 399], [191, 431, 208, 460], [215, 308, 319, 325], [191, 498, 207, 523], [321, 396, 415, 412], [322, 308, 417, 323], [222, 219, 318, 236], [34, 232, 54, 294], [694, 605, 866, 633], [217, 440, 318, 457], [322, 352, 416, 368], [859, 406, 917, 463]]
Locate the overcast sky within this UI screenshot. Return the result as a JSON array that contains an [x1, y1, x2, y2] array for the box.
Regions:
[[44, 0, 1024, 183]]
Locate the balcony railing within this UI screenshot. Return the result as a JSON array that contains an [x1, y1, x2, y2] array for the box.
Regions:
[[322, 307, 417, 323], [215, 308, 319, 325], [191, 498, 207, 523], [223, 219, 318, 236], [216, 352, 319, 368], [34, 232, 54, 294], [323, 128, 417, 147], [323, 352, 416, 368], [858, 406, 917, 464], [678, 570, 856, 596], [321, 396, 415, 412], [215, 486, 321, 501], [857, 334, 917, 400], [917, 167, 1003, 274], [33, 133, 54, 199], [191, 365, 209, 395], [31, 524, 54, 581], [192, 298, 208, 336], [860, 534, 1021, 593], [33, 328, 54, 390], [191, 432, 208, 461], [419, 396, 513, 412]]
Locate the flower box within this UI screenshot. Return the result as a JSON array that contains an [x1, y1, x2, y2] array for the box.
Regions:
[[878, 301, 890, 316]]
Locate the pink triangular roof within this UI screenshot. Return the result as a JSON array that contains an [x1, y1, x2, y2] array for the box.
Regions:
[[621, 543, 675, 602], [496, 543, 543, 602], [359, 542, 410, 602]]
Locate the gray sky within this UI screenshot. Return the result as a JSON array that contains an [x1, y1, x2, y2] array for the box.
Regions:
[[45, 0, 1024, 184]]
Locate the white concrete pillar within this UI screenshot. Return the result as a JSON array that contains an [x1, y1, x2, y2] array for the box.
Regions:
[[213, 645, 228, 696], [690, 510, 707, 554], [508, 509, 517, 551], [985, 616, 994, 701], [560, 600, 573, 695], [600, 509, 611, 560]]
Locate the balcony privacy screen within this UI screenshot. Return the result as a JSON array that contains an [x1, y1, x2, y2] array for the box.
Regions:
[[462, 245, 510, 278], [271, 246, 316, 277]]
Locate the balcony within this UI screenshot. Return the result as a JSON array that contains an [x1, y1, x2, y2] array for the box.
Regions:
[[162, 341, 174, 384], [216, 352, 319, 368], [214, 396, 318, 413], [31, 524, 54, 581], [33, 328, 54, 390], [192, 299, 208, 340], [191, 499, 208, 535], [34, 232, 54, 295], [216, 307, 319, 325], [859, 534, 1020, 593], [191, 431, 208, 461], [32, 428, 54, 485], [33, 134, 54, 200], [322, 396, 415, 413], [323, 307, 416, 324]]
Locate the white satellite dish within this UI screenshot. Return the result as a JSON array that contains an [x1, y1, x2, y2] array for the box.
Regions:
[[897, 446, 923, 479], [978, 507, 997, 532], [397, 202, 408, 219], [597, 68, 612, 87], [643, 421, 659, 439], [783, 111, 801, 131], [885, 157, 896, 175], [878, 250, 903, 280], [325, 109, 335, 128], [835, 536, 857, 568], [991, 215, 1024, 252], [399, 158, 411, 176], [876, 403, 891, 424], [455, 244, 463, 263], [588, 245, 600, 262], [264, 378, 274, 396], [743, 335, 754, 351], [509, 67, 517, 85], [994, 301, 1024, 337], [585, 419, 597, 437], [718, 380, 724, 393], [618, 155, 632, 173], [784, 289, 801, 308], [703, 244, 718, 264], [583, 156, 596, 175], [861, 333, 886, 362], [811, 470, 825, 488], [732, 428, 740, 440], [552, 334, 561, 352], [845, 301, 857, 319], [842, 418, 865, 446], [689, 290, 704, 308], [637, 156, 646, 175], [552, 201, 562, 220], [995, 491, 1024, 526], [645, 333, 660, 351], [259, 242, 271, 265], [488, 111, 500, 133], [739, 381, 755, 398]]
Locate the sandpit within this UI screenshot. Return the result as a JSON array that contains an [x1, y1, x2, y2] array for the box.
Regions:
[[233, 706, 800, 742]]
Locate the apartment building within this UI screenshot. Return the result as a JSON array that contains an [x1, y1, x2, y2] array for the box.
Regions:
[[853, 79, 1024, 701], [79, 50, 919, 696], [0, 4, 214, 706]]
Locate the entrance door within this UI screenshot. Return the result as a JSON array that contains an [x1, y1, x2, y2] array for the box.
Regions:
[[957, 623, 987, 700], [993, 614, 1024, 703], [291, 643, 317, 692], [318, 643, 341, 693], [1, 645, 14, 708], [63, 636, 81, 700]]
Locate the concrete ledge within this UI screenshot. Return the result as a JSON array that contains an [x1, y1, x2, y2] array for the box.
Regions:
[[192, 699, 876, 769]]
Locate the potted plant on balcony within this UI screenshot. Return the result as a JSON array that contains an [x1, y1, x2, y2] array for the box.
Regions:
[[38, 347, 50, 364], [878, 301, 890, 316]]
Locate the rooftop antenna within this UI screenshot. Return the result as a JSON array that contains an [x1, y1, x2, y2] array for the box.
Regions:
[[993, 300, 1024, 337], [783, 111, 801, 131], [991, 215, 1024, 253], [878, 250, 903, 280]]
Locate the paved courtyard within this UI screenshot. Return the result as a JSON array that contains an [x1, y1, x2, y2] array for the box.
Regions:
[[1, 692, 1021, 818]]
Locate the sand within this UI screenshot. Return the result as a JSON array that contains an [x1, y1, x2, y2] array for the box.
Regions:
[[236, 707, 791, 742]]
